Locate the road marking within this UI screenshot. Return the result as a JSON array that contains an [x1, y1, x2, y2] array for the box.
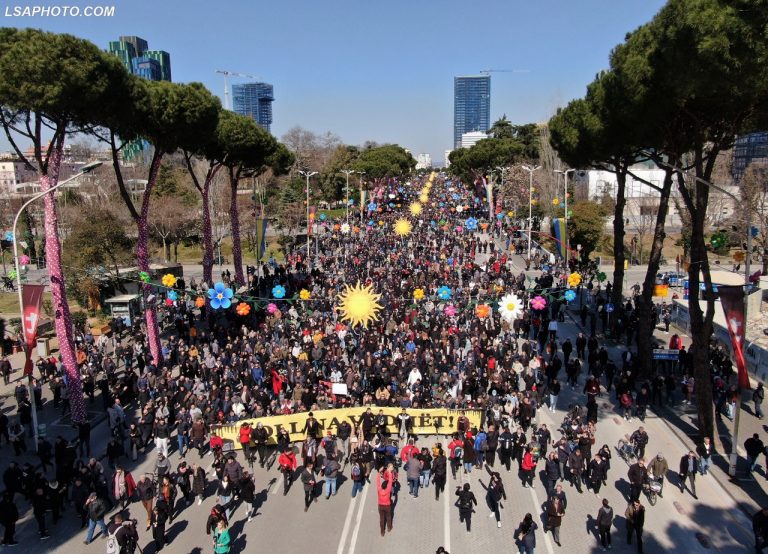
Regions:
[[443, 484, 451, 554], [346, 477, 370, 553], [336, 485, 359, 554], [527, 484, 556, 554]]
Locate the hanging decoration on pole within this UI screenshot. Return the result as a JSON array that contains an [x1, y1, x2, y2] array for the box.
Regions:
[[719, 285, 751, 389]]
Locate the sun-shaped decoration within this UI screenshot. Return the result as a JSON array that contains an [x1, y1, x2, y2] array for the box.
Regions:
[[161, 273, 177, 288], [567, 272, 582, 288], [498, 293, 523, 323], [299, 289, 311, 300], [409, 202, 423, 216], [394, 218, 412, 236], [420, 194, 429, 204], [552, 198, 560, 206], [413, 288, 425, 301], [475, 304, 491, 319], [336, 282, 383, 328]]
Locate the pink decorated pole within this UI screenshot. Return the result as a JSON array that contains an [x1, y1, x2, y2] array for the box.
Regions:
[[229, 169, 245, 286], [137, 153, 163, 366], [41, 145, 86, 422], [201, 183, 214, 285]]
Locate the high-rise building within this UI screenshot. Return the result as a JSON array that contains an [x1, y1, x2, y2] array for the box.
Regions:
[[733, 131, 768, 181], [232, 82, 274, 132], [108, 36, 172, 160], [454, 75, 491, 149], [108, 36, 172, 82]]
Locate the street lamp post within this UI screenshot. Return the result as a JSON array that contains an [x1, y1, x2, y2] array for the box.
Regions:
[[298, 170, 318, 270], [521, 165, 541, 261], [12, 160, 102, 450], [555, 168, 575, 260], [341, 169, 355, 223]]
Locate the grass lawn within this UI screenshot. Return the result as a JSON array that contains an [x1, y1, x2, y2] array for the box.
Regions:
[[0, 291, 53, 316], [154, 237, 285, 264]]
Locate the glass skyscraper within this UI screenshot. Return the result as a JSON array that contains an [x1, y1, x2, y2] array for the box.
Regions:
[[232, 83, 275, 133], [108, 36, 172, 82], [454, 75, 491, 148], [108, 36, 172, 160]]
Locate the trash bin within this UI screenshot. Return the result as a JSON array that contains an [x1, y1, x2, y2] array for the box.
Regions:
[[36, 337, 50, 357]]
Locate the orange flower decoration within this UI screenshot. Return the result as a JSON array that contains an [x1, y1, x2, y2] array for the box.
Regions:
[[195, 297, 205, 308], [236, 302, 251, 316], [475, 304, 491, 319]]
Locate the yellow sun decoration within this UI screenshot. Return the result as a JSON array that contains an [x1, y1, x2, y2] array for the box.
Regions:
[[336, 282, 383, 328]]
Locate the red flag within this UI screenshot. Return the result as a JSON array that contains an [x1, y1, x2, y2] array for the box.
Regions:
[[21, 284, 45, 376], [718, 285, 751, 389]]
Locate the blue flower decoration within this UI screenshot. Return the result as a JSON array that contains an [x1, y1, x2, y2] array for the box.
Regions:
[[564, 290, 576, 302], [367, 202, 377, 211], [430, 221, 437, 227], [319, 213, 327, 221], [388, 203, 394, 208], [398, 187, 404, 193], [439, 202, 445, 207], [167, 291, 178, 301], [465, 217, 478, 230], [368, 220, 375, 226], [437, 286, 452, 301], [496, 213, 504, 220], [348, 198, 354, 205], [3, 231, 13, 242], [272, 285, 286, 299], [447, 257, 454, 266], [452, 193, 460, 200], [207, 282, 233, 310]]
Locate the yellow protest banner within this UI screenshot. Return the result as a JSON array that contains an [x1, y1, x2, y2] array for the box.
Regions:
[[213, 407, 483, 449]]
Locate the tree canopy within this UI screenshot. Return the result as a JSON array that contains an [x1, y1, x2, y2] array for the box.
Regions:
[[352, 144, 415, 179]]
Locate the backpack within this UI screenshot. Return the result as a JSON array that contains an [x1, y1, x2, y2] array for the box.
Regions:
[[480, 438, 489, 452], [351, 464, 361, 480], [105, 529, 119, 554], [324, 463, 335, 477], [453, 446, 463, 459]]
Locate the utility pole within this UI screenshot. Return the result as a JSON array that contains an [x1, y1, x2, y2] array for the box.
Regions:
[[298, 170, 317, 270], [341, 169, 355, 223], [555, 168, 575, 259], [357, 171, 366, 225], [521, 165, 541, 261]]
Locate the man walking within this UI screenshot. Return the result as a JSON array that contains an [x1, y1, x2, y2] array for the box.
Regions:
[[84, 493, 109, 544], [754, 383, 765, 420], [647, 453, 669, 497], [746, 434, 765, 475], [678, 450, 698, 499], [625, 499, 645, 553], [697, 436, 714, 476]]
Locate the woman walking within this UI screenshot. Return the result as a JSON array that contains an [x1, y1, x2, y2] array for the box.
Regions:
[[485, 466, 507, 528], [212, 518, 231, 554], [301, 462, 316, 512], [514, 512, 538, 554]]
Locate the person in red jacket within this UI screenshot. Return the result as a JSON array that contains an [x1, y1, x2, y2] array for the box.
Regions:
[[401, 438, 418, 463], [376, 468, 394, 537], [448, 434, 464, 479], [239, 423, 252, 462], [521, 447, 536, 488], [112, 465, 137, 510], [278, 449, 297, 496]]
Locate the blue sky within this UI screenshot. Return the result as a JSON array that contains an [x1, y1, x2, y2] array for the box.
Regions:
[[3, 0, 666, 162]]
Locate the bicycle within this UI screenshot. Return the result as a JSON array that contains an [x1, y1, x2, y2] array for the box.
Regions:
[[617, 439, 637, 465], [644, 477, 661, 506]]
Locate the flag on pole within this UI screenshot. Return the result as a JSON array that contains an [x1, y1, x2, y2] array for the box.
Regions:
[[360, 190, 367, 215], [308, 206, 316, 236], [552, 218, 567, 259], [719, 285, 751, 389], [21, 284, 45, 376], [254, 217, 268, 261]]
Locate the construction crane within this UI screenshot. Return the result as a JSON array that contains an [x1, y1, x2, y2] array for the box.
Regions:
[[216, 70, 260, 110], [479, 69, 530, 75]]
